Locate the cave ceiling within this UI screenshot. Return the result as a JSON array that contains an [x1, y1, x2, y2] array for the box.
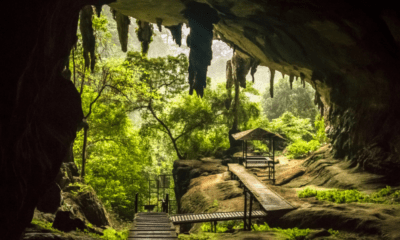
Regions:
[[109, 0, 400, 110]]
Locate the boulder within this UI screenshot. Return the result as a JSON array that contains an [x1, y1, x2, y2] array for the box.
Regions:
[[36, 182, 62, 214], [52, 210, 86, 232], [76, 191, 111, 228], [62, 190, 111, 228]]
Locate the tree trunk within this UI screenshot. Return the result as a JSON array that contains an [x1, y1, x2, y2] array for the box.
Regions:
[[81, 124, 89, 179], [232, 77, 240, 130]]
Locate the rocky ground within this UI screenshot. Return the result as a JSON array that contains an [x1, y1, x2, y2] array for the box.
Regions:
[[174, 145, 400, 239]]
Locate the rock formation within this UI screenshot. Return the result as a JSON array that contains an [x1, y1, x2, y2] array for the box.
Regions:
[[112, 9, 131, 53], [2, 0, 400, 238]]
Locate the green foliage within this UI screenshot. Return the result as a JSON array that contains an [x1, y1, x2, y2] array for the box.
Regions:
[[31, 219, 61, 233], [298, 187, 318, 198], [269, 112, 315, 142], [328, 228, 339, 236], [69, 182, 94, 196], [178, 233, 216, 240], [251, 223, 310, 240], [212, 199, 219, 208], [298, 186, 400, 204], [201, 220, 310, 239], [201, 222, 228, 233], [286, 140, 320, 159], [201, 220, 240, 233], [262, 77, 318, 123], [314, 114, 327, 143], [268, 111, 327, 159], [101, 228, 129, 240], [75, 228, 102, 238]]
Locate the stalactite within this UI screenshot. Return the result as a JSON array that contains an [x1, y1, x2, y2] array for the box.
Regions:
[[156, 18, 163, 32], [94, 0, 110, 17], [115, 11, 130, 52], [80, 5, 95, 72], [226, 60, 233, 89], [289, 74, 294, 89], [232, 51, 245, 88], [269, 68, 275, 98], [314, 91, 324, 116], [165, 23, 183, 46], [182, 2, 219, 97], [231, 50, 252, 88], [300, 72, 306, 88], [94, 5, 102, 17], [250, 59, 260, 83], [136, 20, 153, 55], [225, 60, 233, 110]]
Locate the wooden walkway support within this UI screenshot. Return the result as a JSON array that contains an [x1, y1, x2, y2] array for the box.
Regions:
[[129, 212, 177, 239], [228, 163, 294, 212]]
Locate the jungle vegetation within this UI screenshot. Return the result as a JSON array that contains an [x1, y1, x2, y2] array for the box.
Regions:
[[67, 8, 326, 223]]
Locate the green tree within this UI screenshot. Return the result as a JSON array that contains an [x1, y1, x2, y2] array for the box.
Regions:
[[140, 80, 261, 159], [262, 77, 317, 123]]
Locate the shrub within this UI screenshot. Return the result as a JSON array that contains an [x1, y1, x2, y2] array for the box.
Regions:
[[178, 233, 215, 240], [298, 187, 317, 198], [252, 223, 310, 240], [101, 228, 129, 240], [328, 228, 339, 236], [201, 222, 228, 233], [298, 186, 400, 204], [314, 114, 327, 143], [286, 139, 320, 159]]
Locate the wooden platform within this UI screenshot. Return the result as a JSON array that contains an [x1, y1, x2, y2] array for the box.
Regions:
[[169, 210, 267, 224], [129, 212, 177, 239], [228, 164, 294, 212]]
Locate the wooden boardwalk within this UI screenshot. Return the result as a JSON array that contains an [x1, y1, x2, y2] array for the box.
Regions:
[[228, 164, 294, 212], [128, 212, 177, 239], [169, 210, 267, 224]]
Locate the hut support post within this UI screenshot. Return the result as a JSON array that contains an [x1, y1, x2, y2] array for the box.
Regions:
[[249, 194, 253, 230], [243, 188, 247, 230], [135, 193, 138, 214], [272, 138, 275, 185]]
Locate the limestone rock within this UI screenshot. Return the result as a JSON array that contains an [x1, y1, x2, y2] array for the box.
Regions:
[[173, 159, 228, 211], [52, 210, 86, 232], [62, 190, 111, 228]]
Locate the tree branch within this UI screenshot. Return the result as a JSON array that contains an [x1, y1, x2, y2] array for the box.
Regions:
[[148, 101, 184, 160], [85, 84, 107, 119]]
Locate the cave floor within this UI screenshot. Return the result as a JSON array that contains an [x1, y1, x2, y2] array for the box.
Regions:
[[181, 145, 400, 239]]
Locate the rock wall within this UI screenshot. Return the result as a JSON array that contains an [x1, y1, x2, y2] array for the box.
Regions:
[[0, 0, 113, 238]]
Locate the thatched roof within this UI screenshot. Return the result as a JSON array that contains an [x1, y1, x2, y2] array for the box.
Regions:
[[231, 128, 286, 141]]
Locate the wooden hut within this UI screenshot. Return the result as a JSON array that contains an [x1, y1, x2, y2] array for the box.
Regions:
[[232, 128, 285, 184]]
